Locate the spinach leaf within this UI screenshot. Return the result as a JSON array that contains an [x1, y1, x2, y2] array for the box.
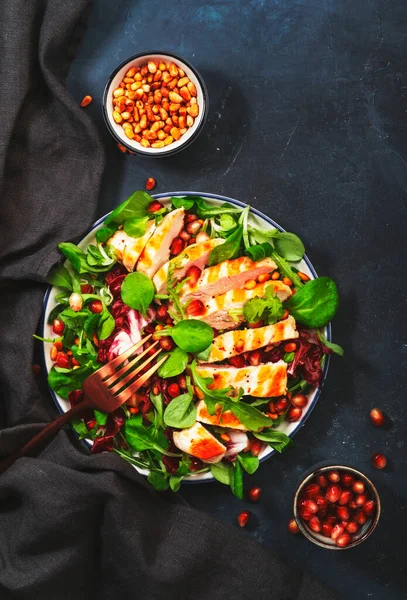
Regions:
[[169, 475, 184, 492], [59, 242, 115, 274], [150, 391, 164, 427], [285, 276, 339, 328], [317, 331, 344, 357], [96, 225, 117, 244], [157, 347, 188, 378], [105, 190, 154, 225], [123, 216, 150, 238], [72, 419, 96, 440], [158, 320, 214, 353], [163, 391, 196, 428], [124, 414, 180, 456], [210, 462, 232, 485], [231, 461, 243, 499], [47, 302, 68, 324], [196, 198, 242, 218], [208, 226, 243, 266], [171, 196, 196, 210], [272, 232, 305, 262], [48, 360, 96, 398], [245, 242, 273, 262], [238, 453, 259, 474], [254, 429, 293, 453], [48, 265, 73, 291], [243, 286, 284, 324], [94, 410, 108, 426], [121, 272, 154, 316], [284, 351, 295, 363], [219, 213, 238, 232], [98, 311, 115, 340], [59, 308, 89, 330], [147, 471, 169, 491], [84, 313, 100, 338]]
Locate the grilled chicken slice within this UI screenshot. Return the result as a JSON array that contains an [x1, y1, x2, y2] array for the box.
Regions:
[[196, 400, 248, 431], [205, 315, 298, 362], [137, 207, 184, 278], [107, 221, 156, 272], [192, 280, 292, 330], [152, 238, 224, 294], [172, 422, 226, 463], [196, 361, 288, 398], [181, 256, 277, 301]]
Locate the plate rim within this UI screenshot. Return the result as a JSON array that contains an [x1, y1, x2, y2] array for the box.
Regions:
[[41, 191, 331, 483]]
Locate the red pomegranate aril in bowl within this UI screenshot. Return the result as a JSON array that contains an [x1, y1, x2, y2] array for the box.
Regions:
[[341, 473, 354, 487], [338, 490, 353, 505], [304, 483, 320, 497], [346, 521, 359, 534], [326, 484, 341, 503], [321, 523, 333, 537], [327, 470, 341, 483], [300, 499, 318, 514], [330, 523, 344, 541], [355, 493, 367, 506], [363, 500, 376, 516], [352, 480, 365, 495], [316, 474, 329, 488], [336, 533, 351, 548], [309, 516, 321, 532]]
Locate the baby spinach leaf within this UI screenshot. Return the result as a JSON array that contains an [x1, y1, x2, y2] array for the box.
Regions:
[[125, 414, 180, 456], [59, 243, 115, 274], [86, 244, 116, 267], [59, 308, 89, 330], [254, 429, 293, 453], [272, 232, 305, 262], [317, 331, 344, 357], [150, 391, 164, 427], [210, 461, 232, 486], [94, 410, 108, 426], [84, 313, 100, 338], [169, 475, 184, 492], [231, 461, 243, 499], [219, 213, 238, 232], [96, 225, 117, 244], [285, 276, 339, 328], [48, 265, 73, 291], [243, 286, 284, 324], [157, 347, 188, 378], [121, 272, 154, 316], [171, 196, 196, 210], [105, 190, 154, 225], [123, 216, 150, 238], [245, 242, 273, 262], [148, 471, 169, 491], [163, 391, 196, 428], [238, 453, 259, 474], [47, 360, 96, 398], [158, 320, 214, 353], [98, 311, 115, 340], [208, 226, 243, 266]]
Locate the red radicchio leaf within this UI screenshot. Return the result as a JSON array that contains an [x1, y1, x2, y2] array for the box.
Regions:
[[91, 408, 125, 454], [287, 329, 331, 386]]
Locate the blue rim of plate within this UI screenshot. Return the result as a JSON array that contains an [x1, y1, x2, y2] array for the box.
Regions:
[[41, 191, 331, 483]]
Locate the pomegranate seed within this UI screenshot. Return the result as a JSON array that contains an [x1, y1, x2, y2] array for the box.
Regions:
[[328, 470, 341, 483], [129, 407, 139, 414], [326, 484, 341, 503], [32, 364, 41, 376], [185, 213, 197, 223], [321, 522, 333, 537], [348, 501, 358, 510], [284, 342, 297, 353], [291, 393, 308, 408], [228, 355, 246, 368], [53, 340, 63, 351], [249, 439, 263, 457], [299, 499, 318, 514], [346, 521, 359, 534], [316, 474, 329, 488], [147, 200, 163, 213], [341, 473, 354, 488], [167, 383, 180, 398], [275, 397, 290, 414], [248, 350, 261, 366], [52, 318, 65, 335], [355, 494, 367, 506], [185, 265, 202, 287], [56, 352, 71, 368], [156, 305, 168, 320], [317, 508, 328, 519], [355, 510, 368, 525], [315, 495, 328, 510], [372, 453, 387, 469], [300, 509, 313, 521], [304, 484, 320, 498], [86, 418, 96, 430], [237, 510, 250, 527], [363, 500, 375, 517], [71, 358, 80, 367], [288, 518, 300, 534], [145, 177, 156, 191], [336, 533, 351, 548], [170, 237, 185, 256], [186, 299, 205, 317], [89, 300, 103, 314], [336, 506, 350, 521], [248, 320, 264, 328], [248, 487, 262, 502], [308, 516, 321, 532], [286, 406, 302, 422], [352, 480, 365, 495], [177, 374, 187, 389], [190, 458, 204, 472], [370, 408, 385, 427], [159, 337, 174, 351], [338, 490, 353, 505], [80, 95, 92, 107], [80, 283, 93, 294], [179, 230, 191, 241], [268, 401, 276, 413], [330, 523, 345, 541]]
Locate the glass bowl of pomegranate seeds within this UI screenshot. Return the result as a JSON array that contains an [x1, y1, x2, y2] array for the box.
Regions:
[[293, 465, 381, 550], [103, 51, 208, 156]]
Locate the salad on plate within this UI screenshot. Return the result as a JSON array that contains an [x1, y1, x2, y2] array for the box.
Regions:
[[40, 191, 342, 496]]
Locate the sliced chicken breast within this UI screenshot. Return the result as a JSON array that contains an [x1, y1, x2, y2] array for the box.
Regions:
[[137, 208, 184, 278], [205, 315, 298, 362], [196, 361, 288, 398], [181, 256, 277, 301], [153, 238, 224, 294], [172, 422, 226, 463], [107, 221, 156, 272], [196, 400, 248, 431], [192, 280, 292, 330]]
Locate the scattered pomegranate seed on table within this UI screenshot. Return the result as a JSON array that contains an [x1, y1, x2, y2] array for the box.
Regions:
[[372, 453, 387, 469], [370, 408, 385, 427], [145, 177, 156, 191], [147, 200, 164, 213], [80, 95, 92, 107], [288, 518, 300, 534], [247, 487, 262, 502], [237, 511, 250, 527]]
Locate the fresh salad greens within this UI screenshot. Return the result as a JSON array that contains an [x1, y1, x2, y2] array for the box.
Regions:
[[39, 190, 341, 497]]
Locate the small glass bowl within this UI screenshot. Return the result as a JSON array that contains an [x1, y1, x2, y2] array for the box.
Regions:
[[293, 464, 381, 550]]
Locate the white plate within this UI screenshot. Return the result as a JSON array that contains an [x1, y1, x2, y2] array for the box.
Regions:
[[41, 192, 331, 483]]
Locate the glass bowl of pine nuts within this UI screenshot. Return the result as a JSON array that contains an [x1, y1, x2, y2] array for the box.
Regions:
[[103, 51, 208, 156]]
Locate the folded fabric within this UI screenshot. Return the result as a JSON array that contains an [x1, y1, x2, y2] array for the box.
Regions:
[[0, 1, 337, 598]]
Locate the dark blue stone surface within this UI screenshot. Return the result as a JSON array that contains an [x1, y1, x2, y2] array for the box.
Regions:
[[67, 2, 407, 598]]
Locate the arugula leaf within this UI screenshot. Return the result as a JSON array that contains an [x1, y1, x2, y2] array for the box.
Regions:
[[157, 320, 214, 353], [231, 461, 243, 499], [48, 265, 73, 291], [105, 190, 154, 225], [245, 242, 273, 262], [163, 391, 196, 428], [210, 461, 232, 485], [123, 216, 150, 238], [171, 196, 196, 210], [98, 311, 115, 340], [195, 198, 242, 218], [169, 475, 184, 492], [48, 360, 96, 398], [157, 347, 188, 378], [243, 286, 284, 325], [121, 272, 154, 316], [253, 429, 293, 453], [208, 226, 243, 266], [96, 225, 117, 244], [317, 331, 344, 357], [285, 276, 339, 328], [238, 453, 259, 474], [59, 243, 116, 274], [147, 471, 169, 491]]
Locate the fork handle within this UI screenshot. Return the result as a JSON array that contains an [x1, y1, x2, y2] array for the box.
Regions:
[[0, 400, 93, 475]]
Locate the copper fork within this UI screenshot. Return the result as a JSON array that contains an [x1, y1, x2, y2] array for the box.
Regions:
[[0, 334, 167, 474]]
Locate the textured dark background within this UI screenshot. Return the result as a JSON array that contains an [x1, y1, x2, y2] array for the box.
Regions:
[[66, 1, 406, 598]]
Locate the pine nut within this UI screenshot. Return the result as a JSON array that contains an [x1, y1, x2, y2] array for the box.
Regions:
[[282, 277, 293, 286], [298, 271, 310, 282], [244, 279, 257, 290], [257, 273, 271, 283], [271, 271, 280, 280]]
